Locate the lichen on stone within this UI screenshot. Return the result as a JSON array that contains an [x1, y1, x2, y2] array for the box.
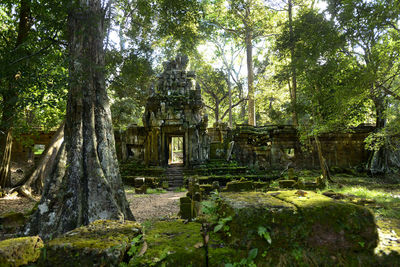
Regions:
[[0, 236, 44, 266]]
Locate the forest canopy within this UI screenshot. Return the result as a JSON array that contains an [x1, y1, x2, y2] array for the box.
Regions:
[[0, 0, 400, 182]]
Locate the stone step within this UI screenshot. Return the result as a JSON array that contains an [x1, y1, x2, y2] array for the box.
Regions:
[[166, 166, 184, 190]]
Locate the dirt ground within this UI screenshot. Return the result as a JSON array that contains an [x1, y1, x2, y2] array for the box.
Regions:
[[0, 189, 185, 222], [126, 190, 186, 223]]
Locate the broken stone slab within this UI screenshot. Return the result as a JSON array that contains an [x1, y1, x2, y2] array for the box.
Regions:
[[0, 236, 44, 266], [42, 220, 141, 267], [215, 191, 378, 253]]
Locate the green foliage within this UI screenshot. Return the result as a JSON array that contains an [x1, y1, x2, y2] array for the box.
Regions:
[[225, 248, 258, 267], [213, 216, 232, 235], [0, 1, 68, 131], [127, 234, 143, 257], [257, 226, 271, 244], [145, 188, 167, 194]]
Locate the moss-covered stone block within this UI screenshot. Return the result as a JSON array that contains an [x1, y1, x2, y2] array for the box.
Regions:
[[279, 179, 296, 188], [199, 184, 213, 194], [128, 220, 242, 266], [304, 181, 319, 190], [273, 190, 378, 251], [179, 197, 200, 220], [43, 220, 141, 267], [0, 236, 44, 266], [224, 181, 254, 192], [129, 220, 204, 266], [253, 181, 270, 190], [216, 191, 378, 254], [0, 212, 27, 233], [135, 185, 147, 194], [179, 197, 192, 219]]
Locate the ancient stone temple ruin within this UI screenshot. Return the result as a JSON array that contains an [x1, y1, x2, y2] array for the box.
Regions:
[[137, 55, 209, 167], [112, 55, 374, 170]]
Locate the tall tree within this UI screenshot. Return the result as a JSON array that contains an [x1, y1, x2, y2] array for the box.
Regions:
[[0, 0, 68, 189], [207, 0, 275, 126], [326, 0, 400, 174], [25, 0, 134, 239], [197, 64, 246, 124], [0, 0, 31, 189]]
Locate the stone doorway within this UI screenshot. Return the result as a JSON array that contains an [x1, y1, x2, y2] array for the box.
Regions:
[[169, 136, 184, 165]]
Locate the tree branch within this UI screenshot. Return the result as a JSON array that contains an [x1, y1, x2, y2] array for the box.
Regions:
[[221, 97, 248, 119]]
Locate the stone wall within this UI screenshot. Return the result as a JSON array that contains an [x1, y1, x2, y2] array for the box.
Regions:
[[11, 131, 56, 163], [230, 125, 373, 170]]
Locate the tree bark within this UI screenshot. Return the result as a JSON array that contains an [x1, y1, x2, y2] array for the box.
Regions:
[[24, 0, 134, 240], [0, 130, 12, 189], [245, 28, 256, 126], [228, 76, 232, 127], [368, 88, 389, 174], [314, 135, 333, 183], [0, 0, 31, 190], [288, 0, 298, 127]]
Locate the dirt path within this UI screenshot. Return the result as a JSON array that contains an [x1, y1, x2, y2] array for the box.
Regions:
[[126, 191, 186, 223]]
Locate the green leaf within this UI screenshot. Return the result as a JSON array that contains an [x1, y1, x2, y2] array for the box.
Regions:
[[257, 226, 267, 236], [263, 231, 272, 244], [214, 223, 223, 233], [248, 248, 258, 260]]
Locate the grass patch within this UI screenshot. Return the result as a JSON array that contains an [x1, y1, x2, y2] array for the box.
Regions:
[[323, 176, 400, 221], [173, 187, 187, 192], [146, 188, 167, 194]]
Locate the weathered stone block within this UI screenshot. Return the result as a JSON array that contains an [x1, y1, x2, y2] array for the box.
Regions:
[[134, 177, 145, 187], [224, 181, 254, 192], [253, 181, 270, 190], [0, 212, 26, 233], [215, 191, 378, 253], [304, 181, 319, 190], [43, 220, 141, 267], [279, 179, 296, 188], [199, 184, 213, 195], [0, 236, 44, 266], [135, 185, 147, 194]]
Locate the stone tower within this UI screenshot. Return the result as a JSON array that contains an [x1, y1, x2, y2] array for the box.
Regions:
[[143, 54, 209, 167]]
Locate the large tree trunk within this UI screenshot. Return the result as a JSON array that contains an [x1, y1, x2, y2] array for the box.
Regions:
[[0, 0, 31, 190], [288, 0, 298, 127], [24, 0, 134, 240], [368, 91, 389, 174], [215, 101, 220, 123], [228, 77, 232, 127], [0, 130, 13, 189], [245, 28, 256, 126], [314, 135, 333, 184]]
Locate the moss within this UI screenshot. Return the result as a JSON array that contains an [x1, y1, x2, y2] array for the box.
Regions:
[[128, 220, 246, 266], [278, 180, 297, 188], [0, 236, 44, 266], [129, 220, 205, 266], [214, 191, 378, 254], [0, 212, 27, 232], [44, 220, 142, 266]]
